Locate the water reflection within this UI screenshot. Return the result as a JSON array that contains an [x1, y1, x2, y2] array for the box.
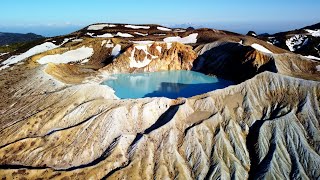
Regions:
[[102, 70, 233, 99]]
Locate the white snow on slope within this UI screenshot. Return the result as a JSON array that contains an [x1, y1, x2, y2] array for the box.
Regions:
[[134, 32, 148, 36], [250, 32, 257, 37], [251, 43, 273, 54], [125, 25, 150, 29], [101, 40, 107, 46], [106, 44, 114, 48], [72, 39, 83, 42], [129, 45, 158, 68], [37, 46, 94, 64], [286, 35, 308, 51], [87, 32, 95, 37], [166, 43, 172, 49], [111, 44, 121, 56], [317, 65, 320, 71], [103, 40, 114, 48], [268, 37, 280, 45], [157, 27, 172, 31], [163, 33, 198, 44], [116, 32, 134, 38], [61, 38, 71, 46], [104, 40, 114, 48], [305, 55, 320, 61], [130, 59, 152, 68], [1, 42, 59, 70], [156, 46, 162, 53], [87, 24, 116, 30], [305, 29, 320, 37], [0, 52, 8, 57], [97, 33, 114, 38], [87, 32, 114, 38]]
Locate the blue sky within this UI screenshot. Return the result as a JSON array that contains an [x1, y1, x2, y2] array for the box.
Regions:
[[0, 0, 319, 36]]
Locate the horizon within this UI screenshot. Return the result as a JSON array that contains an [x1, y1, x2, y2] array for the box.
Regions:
[[1, 0, 320, 37]]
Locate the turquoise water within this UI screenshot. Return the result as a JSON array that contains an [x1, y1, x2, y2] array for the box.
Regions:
[[103, 70, 233, 99]]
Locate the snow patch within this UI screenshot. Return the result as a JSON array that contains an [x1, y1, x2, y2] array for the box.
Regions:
[[129, 45, 158, 68], [130, 59, 152, 69], [0, 65, 10, 70], [305, 29, 320, 37], [166, 43, 172, 49], [251, 43, 273, 54], [97, 33, 114, 38], [157, 27, 172, 31], [72, 39, 83, 42], [0, 52, 8, 57], [316, 65, 320, 71], [116, 32, 134, 38], [101, 40, 107, 46], [37, 46, 94, 64], [86, 32, 95, 37], [305, 55, 320, 61], [87, 32, 114, 38], [268, 37, 280, 45], [111, 44, 121, 56], [163, 33, 198, 44], [81, 59, 90, 64], [60, 38, 72, 46], [125, 25, 150, 29], [87, 24, 116, 30], [105, 40, 114, 48], [156, 46, 162, 53], [250, 32, 257, 37], [106, 44, 114, 48], [286, 35, 308, 51], [1, 42, 59, 69], [134, 32, 148, 36]]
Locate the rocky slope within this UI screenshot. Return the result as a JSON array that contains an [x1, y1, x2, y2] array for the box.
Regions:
[[251, 22, 320, 61], [0, 23, 319, 179]]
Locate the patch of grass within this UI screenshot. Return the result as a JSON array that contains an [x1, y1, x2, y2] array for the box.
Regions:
[[0, 42, 28, 53], [0, 38, 46, 54]]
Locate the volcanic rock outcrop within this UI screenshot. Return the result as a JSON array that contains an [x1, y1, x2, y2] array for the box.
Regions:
[[0, 23, 319, 179], [101, 42, 197, 74]]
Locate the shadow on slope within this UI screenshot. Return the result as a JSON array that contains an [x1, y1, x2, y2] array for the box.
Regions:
[[193, 42, 278, 83]]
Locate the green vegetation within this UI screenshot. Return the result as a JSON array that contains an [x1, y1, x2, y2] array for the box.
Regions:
[[0, 42, 28, 53], [0, 38, 46, 54]]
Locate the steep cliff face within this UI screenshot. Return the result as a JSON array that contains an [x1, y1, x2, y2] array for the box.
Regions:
[[194, 41, 320, 82], [0, 23, 319, 179], [101, 42, 197, 74], [194, 42, 276, 82]]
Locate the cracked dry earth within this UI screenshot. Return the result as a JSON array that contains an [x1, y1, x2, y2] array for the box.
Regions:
[[0, 24, 320, 179]]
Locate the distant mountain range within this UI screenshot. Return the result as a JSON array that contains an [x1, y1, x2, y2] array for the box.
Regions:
[[0, 32, 44, 46]]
